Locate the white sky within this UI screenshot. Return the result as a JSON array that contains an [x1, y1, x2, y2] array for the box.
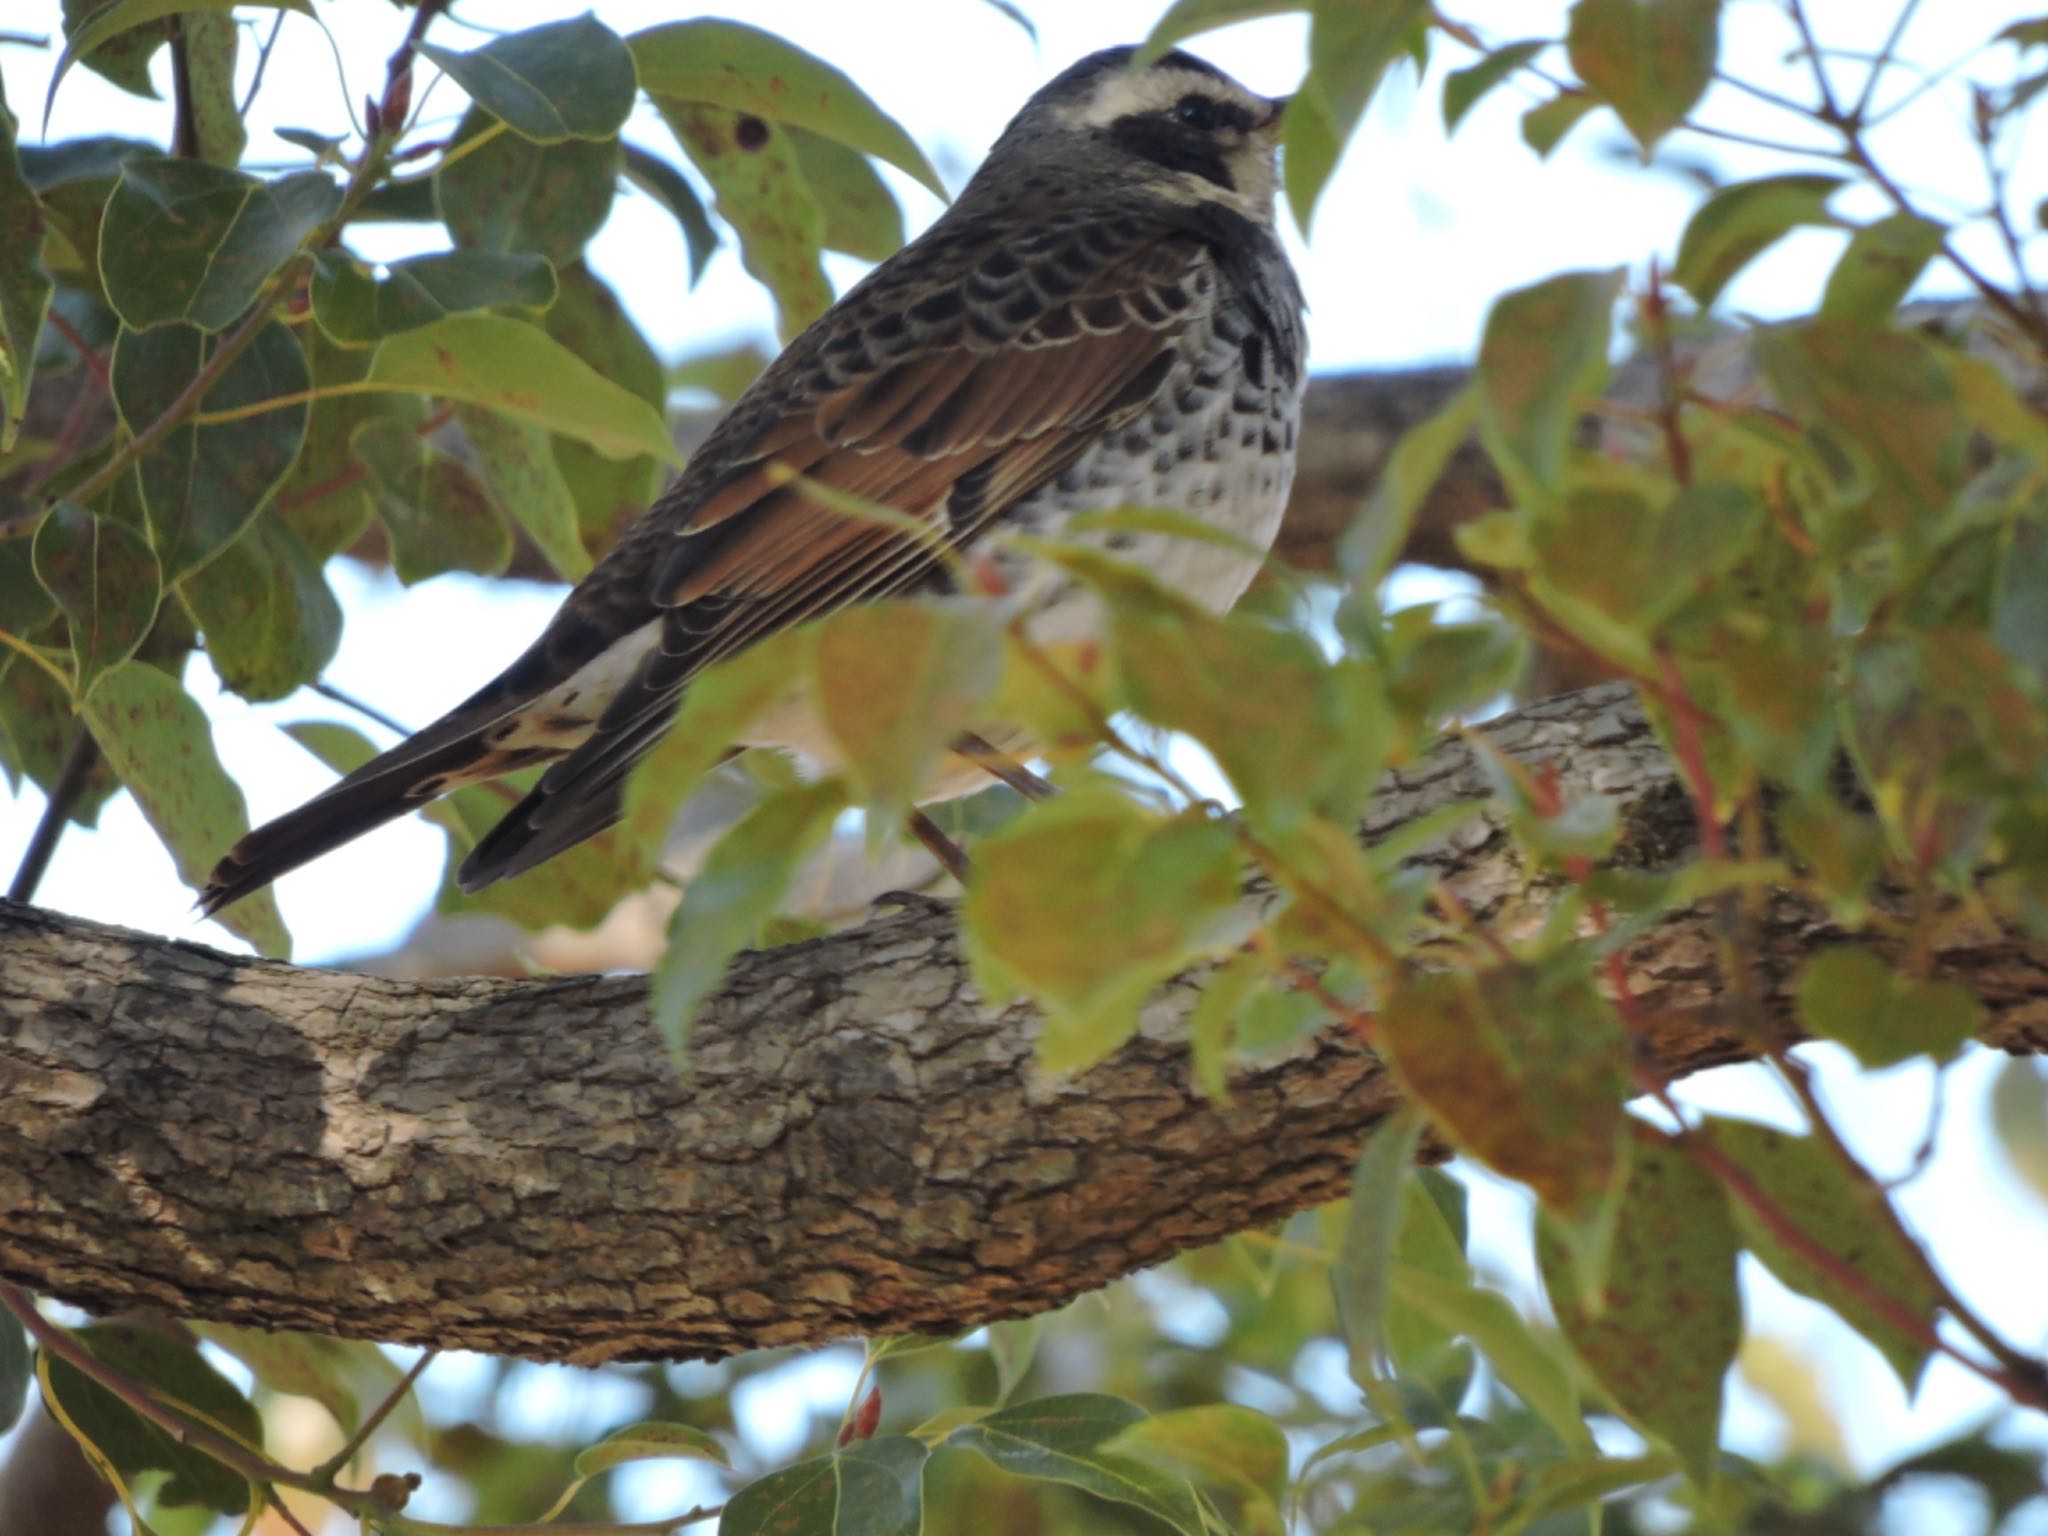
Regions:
[[5, 0, 2048, 1515]]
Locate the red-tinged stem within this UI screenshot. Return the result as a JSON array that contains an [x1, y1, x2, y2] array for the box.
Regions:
[[1655, 650, 1726, 861]]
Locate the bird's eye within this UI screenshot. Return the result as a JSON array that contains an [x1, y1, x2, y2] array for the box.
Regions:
[[1172, 94, 1225, 131]]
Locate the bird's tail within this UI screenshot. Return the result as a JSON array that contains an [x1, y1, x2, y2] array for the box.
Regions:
[[199, 729, 526, 917]]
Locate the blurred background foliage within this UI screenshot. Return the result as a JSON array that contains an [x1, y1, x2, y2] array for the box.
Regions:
[[4, 1, 2048, 1533]]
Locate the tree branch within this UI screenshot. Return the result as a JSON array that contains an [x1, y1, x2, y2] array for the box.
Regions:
[[2, 684, 2042, 1362]]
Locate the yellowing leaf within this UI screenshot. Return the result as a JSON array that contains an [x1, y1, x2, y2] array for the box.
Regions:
[[1566, 0, 1721, 152], [812, 598, 1003, 841], [366, 314, 680, 464], [963, 791, 1247, 1073], [630, 20, 943, 198], [1477, 267, 1624, 499]]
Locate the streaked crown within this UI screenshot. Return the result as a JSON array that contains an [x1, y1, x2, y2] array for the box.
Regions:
[[977, 46, 1286, 221]]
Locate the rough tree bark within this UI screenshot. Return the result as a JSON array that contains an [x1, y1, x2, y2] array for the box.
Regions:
[[5, 684, 2044, 1365]]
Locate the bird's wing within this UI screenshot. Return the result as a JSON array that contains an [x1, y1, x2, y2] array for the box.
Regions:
[[457, 216, 1217, 888]]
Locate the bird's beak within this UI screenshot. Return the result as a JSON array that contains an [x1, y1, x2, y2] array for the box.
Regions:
[[1258, 95, 1288, 139]]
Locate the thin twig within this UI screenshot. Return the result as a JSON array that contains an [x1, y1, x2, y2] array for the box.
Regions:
[[310, 678, 413, 738], [240, 7, 288, 117], [1849, 0, 1925, 125], [7, 727, 99, 903], [44, 310, 109, 394], [313, 1349, 437, 1485]]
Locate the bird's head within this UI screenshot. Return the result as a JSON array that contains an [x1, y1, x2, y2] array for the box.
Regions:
[[981, 46, 1286, 223]]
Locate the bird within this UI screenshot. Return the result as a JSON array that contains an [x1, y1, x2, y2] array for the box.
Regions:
[[200, 44, 1306, 915]]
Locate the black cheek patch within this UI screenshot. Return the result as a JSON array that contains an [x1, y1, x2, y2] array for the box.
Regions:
[[1107, 116, 1236, 192]]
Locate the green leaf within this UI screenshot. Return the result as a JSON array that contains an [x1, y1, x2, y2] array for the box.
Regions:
[[0, 78, 55, 453], [434, 104, 620, 268], [309, 250, 558, 346], [654, 101, 832, 341], [1387, 1263, 1591, 1449], [723, 1435, 927, 1536], [58, 0, 166, 100], [946, 1394, 1205, 1536], [111, 318, 311, 579], [1106, 1404, 1287, 1526], [629, 20, 943, 198], [189, 1324, 363, 1436], [39, 1320, 265, 1515], [1793, 947, 1980, 1068], [1704, 1116, 1938, 1388], [419, 14, 636, 143], [181, 513, 339, 702], [622, 627, 811, 852], [365, 313, 680, 464], [0, 1315, 25, 1436], [1672, 173, 1844, 311], [1187, 948, 1261, 1099], [1537, 1133, 1740, 1483], [180, 10, 246, 166], [962, 792, 1247, 1073], [651, 778, 849, 1055], [1522, 89, 1597, 156], [1086, 563, 1385, 832], [270, 324, 391, 559], [1476, 267, 1624, 498], [542, 263, 667, 553], [1529, 478, 1762, 631], [1997, 511, 2048, 676], [1140, 0, 1305, 57], [813, 598, 1004, 840], [1821, 211, 1945, 322], [576, 1420, 730, 1475], [790, 128, 906, 261], [1443, 39, 1547, 131], [350, 416, 512, 584], [1376, 957, 1627, 1234], [32, 500, 161, 696], [52, 1, 308, 116], [98, 158, 339, 331], [1991, 1058, 2048, 1208], [1286, 0, 1431, 231], [622, 143, 718, 284], [458, 405, 590, 580], [1755, 320, 1966, 531], [81, 659, 289, 955], [1339, 385, 1478, 592], [1565, 0, 1721, 152], [1332, 1106, 1426, 1384]]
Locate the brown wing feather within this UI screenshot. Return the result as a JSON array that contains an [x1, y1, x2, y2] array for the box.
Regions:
[[456, 221, 1215, 891]]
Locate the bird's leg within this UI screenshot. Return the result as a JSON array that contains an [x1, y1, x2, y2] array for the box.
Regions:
[[949, 732, 1057, 801], [905, 808, 973, 883]]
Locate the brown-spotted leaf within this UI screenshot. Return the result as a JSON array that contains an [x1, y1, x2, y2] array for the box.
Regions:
[[1704, 1116, 1938, 1389], [1477, 267, 1624, 498], [110, 317, 310, 580], [180, 513, 340, 702], [1377, 955, 1627, 1232], [435, 104, 619, 267], [653, 100, 831, 340], [81, 659, 289, 955], [1566, 0, 1720, 152], [1538, 1132, 1740, 1483], [350, 416, 512, 584], [31, 499, 161, 696], [628, 19, 942, 197]]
